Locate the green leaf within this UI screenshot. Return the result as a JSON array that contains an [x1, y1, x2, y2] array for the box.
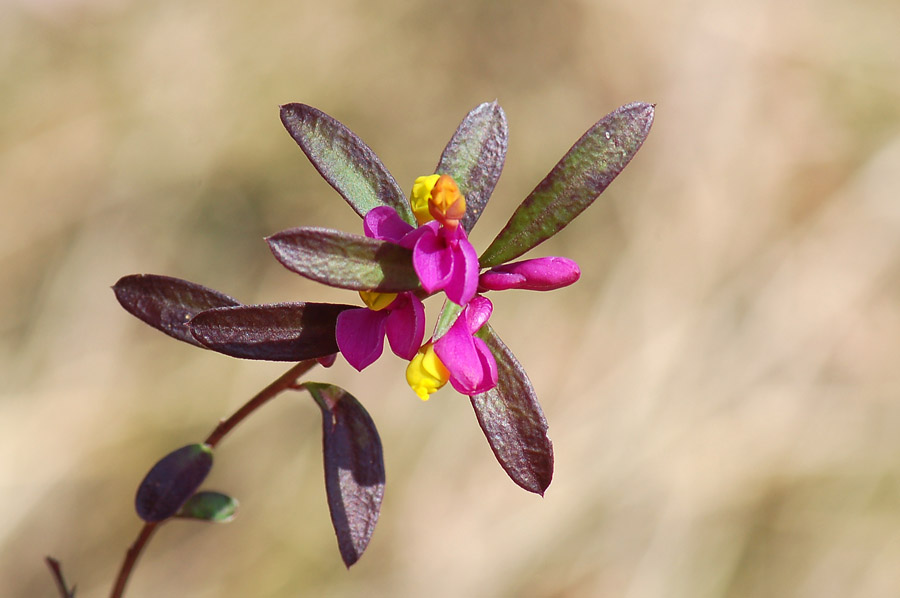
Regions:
[[113, 274, 240, 347], [176, 491, 239, 523], [188, 302, 355, 361], [470, 325, 553, 495], [479, 102, 655, 268], [303, 382, 385, 568], [436, 101, 508, 233], [267, 227, 421, 292], [280, 104, 414, 225], [136, 444, 214, 523]]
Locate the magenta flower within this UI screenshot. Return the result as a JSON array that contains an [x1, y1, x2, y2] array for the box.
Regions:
[[335, 292, 425, 371], [363, 206, 480, 307], [478, 257, 581, 292], [433, 296, 498, 395]]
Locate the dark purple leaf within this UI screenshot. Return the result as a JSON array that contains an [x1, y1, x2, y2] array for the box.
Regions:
[[471, 325, 553, 495], [189, 302, 355, 361], [436, 101, 508, 233], [113, 274, 240, 346], [303, 382, 385, 567], [176, 491, 238, 523], [280, 103, 414, 225], [136, 444, 214, 523], [480, 102, 655, 268], [267, 227, 421, 292]]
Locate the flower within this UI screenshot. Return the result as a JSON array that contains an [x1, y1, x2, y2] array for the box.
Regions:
[[433, 296, 497, 396], [336, 291, 425, 371]]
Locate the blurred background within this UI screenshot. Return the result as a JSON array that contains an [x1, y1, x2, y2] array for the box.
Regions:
[[2, 0, 900, 595]]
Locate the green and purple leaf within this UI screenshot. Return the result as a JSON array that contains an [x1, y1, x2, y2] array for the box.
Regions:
[[176, 491, 239, 523], [113, 274, 240, 346], [267, 227, 421, 292], [480, 102, 655, 268], [280, 103, 415, 225], [470, 325, 553, 495], [302, 383, 385, 568], [135, 444, 214, 523], [188, 302, 355, 361], [436, 101, 508, 233]]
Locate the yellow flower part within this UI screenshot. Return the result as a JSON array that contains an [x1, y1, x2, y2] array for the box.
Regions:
[[428, 174, 466, 229], [410, 174, 441, 225], [405, 342, 450, 401], [359, 290, 397, 311]]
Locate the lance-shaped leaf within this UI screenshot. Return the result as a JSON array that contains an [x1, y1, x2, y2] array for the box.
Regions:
[[480, 102, 655, 268], [136, 444, 214, 522], [470, 325, 553, 495], [189, 302, 355, 361], [303, 382, 385, 567], [436, 101, 508, 233], [176, 491, 239, 523], [267, 227, 421, 292], [113, 274, 240, 346], [280, 103, 415, 225]]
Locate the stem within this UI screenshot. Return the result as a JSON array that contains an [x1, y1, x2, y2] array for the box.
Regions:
[[205, 360, 317, 447], [109, 523, 157, 598], [45, 557, 74, 598], [109, 359, 318, 598]]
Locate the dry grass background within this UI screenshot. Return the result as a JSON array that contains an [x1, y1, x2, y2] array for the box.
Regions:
[[2, 0, 900, 596]]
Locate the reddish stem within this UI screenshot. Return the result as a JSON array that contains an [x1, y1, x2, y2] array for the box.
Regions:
[[109, 359, 317, 598]]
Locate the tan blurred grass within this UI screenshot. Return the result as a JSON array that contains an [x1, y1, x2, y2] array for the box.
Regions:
[[2, 0, 900, 596]]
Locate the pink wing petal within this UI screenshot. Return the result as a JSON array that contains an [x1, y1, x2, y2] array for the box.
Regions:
[[444, 229, 480, 306], [412, 228, 453, 294], [465, 295, 493, 333], [385, 294, 426, 360], [434, 312, 497, 395], [363, 206, 415, 242], [336, 308, 389, 371]]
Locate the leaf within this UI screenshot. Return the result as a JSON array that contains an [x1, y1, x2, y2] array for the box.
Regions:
[[280, 103, 415, 225], [470, 325, 553, 495], [176, 491, 239, 523], [267, 227, 421, 292], [479, 102, 655, 268], [189, 302, 356, 361], [436, 101, 508, 233], [113, 274, 241, 346], [303, 382, 385, 567], [136, 444, 214, 523]]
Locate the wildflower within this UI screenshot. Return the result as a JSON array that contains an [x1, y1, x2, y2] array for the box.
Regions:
[[335, 291, 425, 371], [432, 296, 497, 396]]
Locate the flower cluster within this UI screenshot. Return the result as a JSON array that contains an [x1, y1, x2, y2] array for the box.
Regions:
[[333, 173, 579, 401], [114, 99, 654, 500]]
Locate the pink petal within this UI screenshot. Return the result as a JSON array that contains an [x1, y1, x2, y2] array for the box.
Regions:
[[385, 294, 426, 360], [434, 311, 497, 396], [464, 296, 493, 333], [444, 228, 480, 306], [335, 308, 388, 371], [363, 206, 415, 242], [412, 227, 453, 293]]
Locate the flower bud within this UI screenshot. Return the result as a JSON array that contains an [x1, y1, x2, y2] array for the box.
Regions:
[[428, 175, 466, 229], [478, 257, 581, 292], [410, 174, 441, 225]]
